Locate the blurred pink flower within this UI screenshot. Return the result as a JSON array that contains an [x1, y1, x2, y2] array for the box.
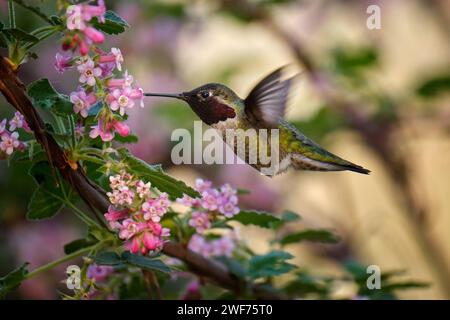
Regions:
[[0, 132, 20, 155], [188, 211, 211, 234], [87, 264, 113, 282], [83, 26, 105, 44]]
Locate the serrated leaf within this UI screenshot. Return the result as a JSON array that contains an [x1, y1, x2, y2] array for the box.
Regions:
[[122, 252, 171, 273], [64, 238, 98, 255], [27, 78, 73, 116], [92, 10, 129, 35], [95, 251, 122, 265], [119, 149, 199, 200], [0, 263, 29, 298], [248, 250, 295, 279], [228, 210, 280, 229], [27, 161, 73, 220], [280, 229, 339, 246], [27, 186, 64, 220]]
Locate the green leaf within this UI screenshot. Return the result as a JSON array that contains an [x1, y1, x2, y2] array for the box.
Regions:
[[216, 256, 247, 279], [2, 28, 39, 43], [284, 271, 330, 297], [27, 186, 64, 220], [12, 0, 55, 25], [27, 78, 73, 116], [416, 74, 450, 97], [228, 210, 280, 229], [27, 161, 73, 220], [248, 250, 296, 279], [95, 251, 122, 266], [121, 252, 171, 273], [382, 281, 429, 291], [114, 133, 139, 144], [64, 238, 98, 255], [92, 10, 129, 35], [0, 263, 29, 298], [332, 47, 378, 74], [119, 149, 199, 200], [280, 229, 339, 246]]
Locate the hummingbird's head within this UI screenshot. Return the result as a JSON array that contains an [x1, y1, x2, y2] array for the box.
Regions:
[[145, 83, 240, 125]]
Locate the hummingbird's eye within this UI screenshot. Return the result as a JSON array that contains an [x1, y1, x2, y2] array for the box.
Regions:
[[200, 91, 211, 99]]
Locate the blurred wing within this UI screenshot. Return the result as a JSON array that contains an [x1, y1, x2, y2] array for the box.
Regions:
[[244, 67, 293, 127]]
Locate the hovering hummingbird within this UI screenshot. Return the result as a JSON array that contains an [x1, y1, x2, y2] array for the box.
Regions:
[[144, 67, 370, 175]]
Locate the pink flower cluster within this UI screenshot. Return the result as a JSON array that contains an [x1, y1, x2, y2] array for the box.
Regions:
[[177, 179, 240, 234], [188, 233, 236, 258], [63, 1, 106, 56], [56, 1, 143, 142], [104, 171, 170, 255], [0, 112, 29, 157]]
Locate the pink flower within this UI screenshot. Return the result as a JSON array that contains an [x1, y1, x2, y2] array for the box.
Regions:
[[188, 211, 211, 234], [220, 183, 237, 198], [107, 86, 143, 115], [83, 26, 105, 44], [122, 221, 169, 255], [66, 5, 85, 30], [9, 112, 30, 132], [112, 120, 130, 137], [82, 0, 106, 22], [54, 53, 73, 73], [176, 194, 201, 208], [70, 89, 96, 117], [188, 234, 213, 258], [212, 236, 235, 257], [218, 201, 240, 218], [104, 206, 129, 229], [0, 119, 7, 136], [79, 39, 89, 56], [89, 118, 114, 141], [142, 194, 169, 222], [99, 48, 124, 71], [87, 264, 113, 282], [77, 58, 102, 86], [106, 70, 134, 88], [119, 219, 143, 240], [75, 123, 85, 138], [200, 189, 221, 211], [136, 180, 151, 199], [109, 173, 130, 190], [107, 185, 135, 206], [0, 132, 20, 155], [195, 178, 212, 193]]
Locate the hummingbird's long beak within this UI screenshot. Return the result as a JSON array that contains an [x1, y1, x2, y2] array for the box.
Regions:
[[144, 92, 186, 100]]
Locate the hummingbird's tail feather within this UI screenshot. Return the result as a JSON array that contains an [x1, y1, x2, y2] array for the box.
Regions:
[[334, 163, 371, 175], [290, 153, 370, 175]]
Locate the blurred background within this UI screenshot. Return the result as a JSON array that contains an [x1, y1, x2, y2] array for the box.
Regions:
[[0, 0, 449, 299]]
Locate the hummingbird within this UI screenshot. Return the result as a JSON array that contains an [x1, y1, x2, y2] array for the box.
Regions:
[[144, 67, 370, 175]]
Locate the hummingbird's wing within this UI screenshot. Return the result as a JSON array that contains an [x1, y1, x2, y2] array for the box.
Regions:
[[244, 67, 294, 128]]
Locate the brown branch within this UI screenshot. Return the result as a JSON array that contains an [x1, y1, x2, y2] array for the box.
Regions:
[[0, 55, 284, 300]]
